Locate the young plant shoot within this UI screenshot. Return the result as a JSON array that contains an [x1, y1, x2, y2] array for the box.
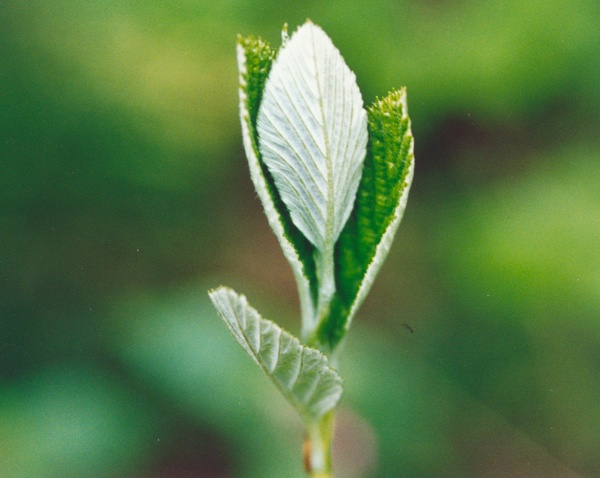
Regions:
[[209, 21, 414, 477]]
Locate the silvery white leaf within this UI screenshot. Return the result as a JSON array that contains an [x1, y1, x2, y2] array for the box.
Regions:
[[256, 22, 368, 252], [237, 35, 317, 328], [209, 286, 343, 419]]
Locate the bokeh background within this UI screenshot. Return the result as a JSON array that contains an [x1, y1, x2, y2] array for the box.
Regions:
[[2, 1, 599, 477]]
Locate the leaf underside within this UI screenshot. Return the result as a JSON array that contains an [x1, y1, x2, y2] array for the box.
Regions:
[[315, 88, 415, 349], [238, 35, 319, 313], [256, 22, 368, 251], [209, 287, 343, 420], [238, 28, 414, 353]]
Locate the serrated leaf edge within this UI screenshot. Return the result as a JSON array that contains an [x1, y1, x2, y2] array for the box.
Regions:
[[237, 39, 316, 327], [256, 21, 368, 252], [209, 286, 343, 420], [346, 89, 415, 332]]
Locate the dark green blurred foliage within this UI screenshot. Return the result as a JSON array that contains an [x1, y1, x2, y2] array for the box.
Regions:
[[1, 0, 599, 476]]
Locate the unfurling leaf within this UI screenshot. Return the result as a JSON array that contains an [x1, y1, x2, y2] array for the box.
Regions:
[[237, 34, 318, 331], [257, 22, 368, 253], [212, 21, 414, 476], [255, 22, 369, 336], [209, 287, 343, 420], [315, 88, 415, 349]]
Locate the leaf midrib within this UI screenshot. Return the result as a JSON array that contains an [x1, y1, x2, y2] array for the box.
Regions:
[[311, 29, 334, 255]]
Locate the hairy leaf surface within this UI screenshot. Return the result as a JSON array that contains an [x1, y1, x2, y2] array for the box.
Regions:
[[256, 22, 368, 252], [237, 34, 318, 329], [209, 287, 343, 419], [315, 88, 415, 349]]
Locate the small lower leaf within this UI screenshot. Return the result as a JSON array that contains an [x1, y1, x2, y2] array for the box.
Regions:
[[209, 286, 343, 420]]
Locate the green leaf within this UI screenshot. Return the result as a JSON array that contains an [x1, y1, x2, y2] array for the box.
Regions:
[[237, 33, 318, 334], [315, 88, 415, 350], [209, 287, 343, 420], [257, 21, 368, 253]]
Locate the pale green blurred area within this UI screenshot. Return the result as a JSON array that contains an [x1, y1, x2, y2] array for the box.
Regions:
[[1, 0, 599, 476]]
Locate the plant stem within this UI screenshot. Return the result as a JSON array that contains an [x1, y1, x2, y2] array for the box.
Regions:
[[305, 410, 335, 477], [304, 245, 335, 348], [316, 246, 336, 320]]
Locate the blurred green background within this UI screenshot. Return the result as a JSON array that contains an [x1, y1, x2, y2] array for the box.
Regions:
[[2, 0, 599, 476]]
